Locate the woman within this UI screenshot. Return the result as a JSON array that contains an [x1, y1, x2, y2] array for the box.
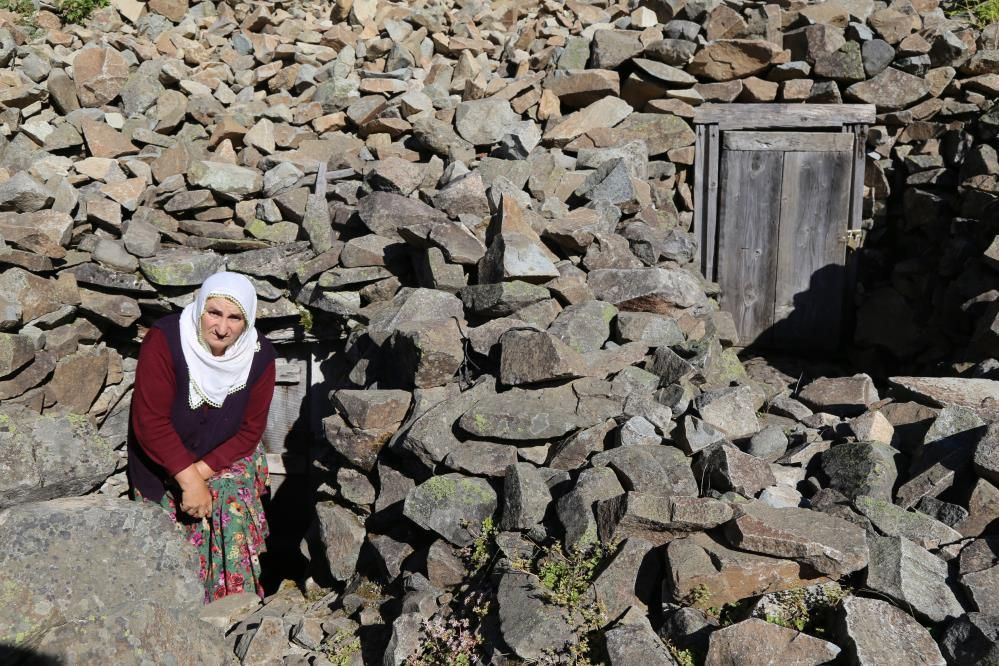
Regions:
[[128, 271, 276, 602]]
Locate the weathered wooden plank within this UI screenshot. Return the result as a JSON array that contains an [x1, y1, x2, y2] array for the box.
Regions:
[[717, 149, 783, 345], [846, 125, 867, 231], [705, 124, 720, 280], [772, 149, 852, 351], [722, 131, 855, 152], [694, 103, 876, 129], [693, 124, 707, 275]]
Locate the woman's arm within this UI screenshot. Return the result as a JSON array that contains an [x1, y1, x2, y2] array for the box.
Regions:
[[131, 327, 197, 475], [199, 359, 276, 473], [132, 327, 211, 517]]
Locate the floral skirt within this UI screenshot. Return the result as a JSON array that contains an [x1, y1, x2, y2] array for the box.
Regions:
[[135, 447, 270, 603]]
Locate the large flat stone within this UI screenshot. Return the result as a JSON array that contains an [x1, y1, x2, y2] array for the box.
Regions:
[[724, 501, 869, 576], [0, 497, 202, 647]]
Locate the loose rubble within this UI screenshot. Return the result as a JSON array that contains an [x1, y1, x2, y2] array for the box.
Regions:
[[0, 0, 997, 663]]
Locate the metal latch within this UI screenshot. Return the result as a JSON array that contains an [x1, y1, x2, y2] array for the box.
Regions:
[[843, 229, 864, 250]]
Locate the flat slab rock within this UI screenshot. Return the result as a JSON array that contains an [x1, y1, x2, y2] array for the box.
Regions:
[[889, 376, 999, 420], [666, 532, 826, 608], [0, 497, 202, 647], [35, 600, 235, 665], [705, 618, 840, 665], [724, 501, 869, 576], [837, 596, 945, 665]]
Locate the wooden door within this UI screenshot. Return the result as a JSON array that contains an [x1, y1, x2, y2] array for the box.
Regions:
[[716, 132, 854, 349]]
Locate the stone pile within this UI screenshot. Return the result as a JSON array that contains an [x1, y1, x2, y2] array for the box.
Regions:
[[0, 0, 997, 663]]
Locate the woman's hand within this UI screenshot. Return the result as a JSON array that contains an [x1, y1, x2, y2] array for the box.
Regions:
[[194, 460, 215, 481], [174, 464, 213, 519]]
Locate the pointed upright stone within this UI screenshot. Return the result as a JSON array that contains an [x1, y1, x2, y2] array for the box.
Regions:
[[479, 196, 560, 284]]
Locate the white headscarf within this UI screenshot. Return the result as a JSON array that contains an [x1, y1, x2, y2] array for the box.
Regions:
[[178, 271, 260, 409]]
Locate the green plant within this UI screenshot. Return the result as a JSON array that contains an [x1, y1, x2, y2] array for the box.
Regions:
[[322, 629, 361, 666], [58, 0, 108, 25], [666, 641, 698, 666], [685, 584, 712, 610], [944, 0, 999, 24], [461, 516, 497, 572], [298, 305, 314, 333], [534, 541, 614, 608], [0, 0, 33, 18]]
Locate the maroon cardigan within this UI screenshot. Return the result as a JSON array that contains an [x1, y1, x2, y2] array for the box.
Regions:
[[127, 314, 276, 502]]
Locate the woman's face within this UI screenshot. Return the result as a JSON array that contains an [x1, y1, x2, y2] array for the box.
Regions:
[[200, 297, 246, 356]]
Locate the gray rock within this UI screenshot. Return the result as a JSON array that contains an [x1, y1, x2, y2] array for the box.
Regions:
[[694, 443, 776, 497], [432, 171, 490, 219], [853, 495, 962, 549], [396, 380, 494, 470], [479, 196, 559, 283], [334, 389, 411, 430], [593, 538, 660, 619], [706, 618, 840, 665], [939, 613, 999, 665], [593, 445, 698, 497], [591, 28, 644, 69], [499, 329, 586, 386], [837, 596, 945, 666], [862, 38, 895, 77], [188, 160, 263, 200], [695, 385, 761, 439], [458, 385, 582, 441], [369, 533, 414, 583], [139, 248, 225, 287], [557, 466, 625, 550], [962, 564, 999, 616], [443, 440, 518, 477], [0, 407, 117, 509], [454, 98, 519, 145], [501, 463, 551, 530], [747, 425, 789, 463], [460, 281, 550, 318], [604, 610, 675, 665], [974, 422, 999, 485], [614, 311, 684, 346], [547, 300, 617, 353], [549, 418, 615, 470], [383, 612, 424, 666], [821, 441, 899, 501], [403, 473, 497, 547], [0, 332, 34, 377], [598, 492, 732, 545], [122, 218, 161, 257], [914, 495, 968, 527], [316, 502, 366, 582], [845, 67, 930, 110], [957, 479, 999, 538], [588, 267, 705, 310], [724, 502, 869, 576], [665, 532, 824, 609], [36, 600, 234, 665], [0, 171, 52, 212], [357, 192, 447, 241], [865, 534, 964, 624], [389, 319, 464, 389], [0, 497, 202, 647], [674, 416, 728, 455], [798, 374, 879, 417], [496, 567, 576, 661]]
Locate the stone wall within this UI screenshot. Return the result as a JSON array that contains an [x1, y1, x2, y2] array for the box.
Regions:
[[0, 0, 998, 662]]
